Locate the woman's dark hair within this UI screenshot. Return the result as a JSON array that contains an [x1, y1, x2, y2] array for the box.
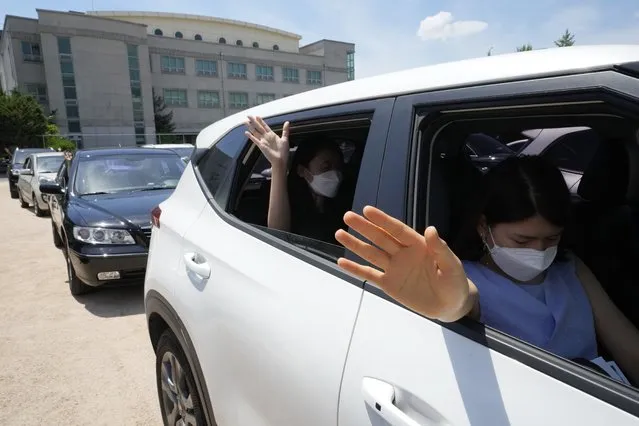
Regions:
[[453, 155, 572, 260]]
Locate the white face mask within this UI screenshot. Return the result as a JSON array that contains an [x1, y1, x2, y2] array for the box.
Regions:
[[485, 228, 557, 282], [308, 170, 342, 198]]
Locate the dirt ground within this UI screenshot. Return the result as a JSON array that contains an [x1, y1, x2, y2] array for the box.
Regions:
[[0, 177, 161, 425]]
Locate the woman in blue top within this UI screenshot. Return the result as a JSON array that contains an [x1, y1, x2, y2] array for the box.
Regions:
[[335, 155, 639, 385]]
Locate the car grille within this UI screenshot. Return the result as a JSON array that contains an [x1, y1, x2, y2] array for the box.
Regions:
[[140, 227, 152, 241]]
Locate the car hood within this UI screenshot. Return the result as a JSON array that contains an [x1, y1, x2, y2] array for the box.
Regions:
[[70, 189, 174, 228]]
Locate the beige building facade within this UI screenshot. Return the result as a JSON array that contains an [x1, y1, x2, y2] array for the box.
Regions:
[[0, 10, 355, 147]]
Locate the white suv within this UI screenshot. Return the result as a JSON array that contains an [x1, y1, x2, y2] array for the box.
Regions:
[[144, 45, 639, 426]]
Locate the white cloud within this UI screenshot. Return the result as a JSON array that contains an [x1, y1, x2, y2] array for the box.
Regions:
[[416, 11, 488, 41]]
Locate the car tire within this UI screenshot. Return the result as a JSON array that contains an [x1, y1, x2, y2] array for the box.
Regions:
[[156, 330, 206, 426], [64, 243, 92, 296], [52, 222, 63, 249], [33, 193, 45, 217], [10, 188, 18, 199], [18, 191, 29, 208]]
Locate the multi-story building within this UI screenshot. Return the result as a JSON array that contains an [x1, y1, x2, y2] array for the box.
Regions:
[[0, 10, 355, 147]]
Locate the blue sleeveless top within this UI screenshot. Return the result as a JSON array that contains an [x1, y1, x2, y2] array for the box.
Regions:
[[463, 258, 598, 360]]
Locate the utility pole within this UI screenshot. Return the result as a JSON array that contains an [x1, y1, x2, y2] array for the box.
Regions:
[[219, 52, 227, 117]]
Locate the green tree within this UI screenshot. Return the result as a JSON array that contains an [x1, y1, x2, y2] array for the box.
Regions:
[[44, 123, 76, 151], [555, 29, 576, 47], [516, 43, 534, 52], [153, 95, 175, 134], [0, 90, 48, 152]]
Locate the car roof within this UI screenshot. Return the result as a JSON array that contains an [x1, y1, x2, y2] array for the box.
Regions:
[[196, 44, 639, 149], [15, 148, 53, 153], [75, 148, 180, 158], [141, 144, 193, 148], [31, 152, 65, 158]]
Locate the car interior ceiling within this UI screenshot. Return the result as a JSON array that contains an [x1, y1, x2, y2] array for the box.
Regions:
[[425, 113, 639, 335], [232, 119, 371, 236]]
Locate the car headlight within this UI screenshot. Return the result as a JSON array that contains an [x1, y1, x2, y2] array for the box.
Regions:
[[73, 227, 136, 245]]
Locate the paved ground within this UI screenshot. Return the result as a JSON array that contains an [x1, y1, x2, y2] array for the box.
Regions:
[[0, 177, 161, 425]]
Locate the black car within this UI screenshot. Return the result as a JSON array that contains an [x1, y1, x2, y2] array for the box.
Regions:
[[7, 147, 54, 198], [40, 148, 186, 295]]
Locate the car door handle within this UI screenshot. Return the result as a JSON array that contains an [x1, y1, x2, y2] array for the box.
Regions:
[[183, 253, 211, 279], [362, 377, 433, 426]]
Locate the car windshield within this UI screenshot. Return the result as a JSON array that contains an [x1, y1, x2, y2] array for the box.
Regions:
[[14, 149, 50, 165], [75, 153, 186, 195], [37, 156, 64, 173]]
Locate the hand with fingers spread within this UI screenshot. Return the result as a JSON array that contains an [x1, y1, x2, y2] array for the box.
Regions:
[[245, 116, 290, 169], [335, 206, 479, 322]]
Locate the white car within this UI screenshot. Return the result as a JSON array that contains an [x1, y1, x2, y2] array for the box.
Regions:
[[144, 45, 639, 426], [16, 152, 65, 216]]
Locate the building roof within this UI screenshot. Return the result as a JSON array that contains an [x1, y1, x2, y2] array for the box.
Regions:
[[196, 44, 639, 148], [86, 11, 302, 40]]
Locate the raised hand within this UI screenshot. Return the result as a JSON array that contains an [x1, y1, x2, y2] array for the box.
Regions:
[[335, 206, 476, 322], [245, 116, 290, 169]]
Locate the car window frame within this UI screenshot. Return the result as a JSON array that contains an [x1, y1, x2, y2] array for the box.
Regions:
[[193, 97, 396, 286], [373, 69, 639, 416]]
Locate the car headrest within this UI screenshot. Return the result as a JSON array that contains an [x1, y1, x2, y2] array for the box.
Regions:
[[578, 139, 629, 204]]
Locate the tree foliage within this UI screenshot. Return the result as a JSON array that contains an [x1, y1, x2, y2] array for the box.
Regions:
[[44, 123, 76, 151], [153, 95, 175, 134], [555, 29, 576, 47], [516, 43, 534, 52], [0, 90, 48, 152]]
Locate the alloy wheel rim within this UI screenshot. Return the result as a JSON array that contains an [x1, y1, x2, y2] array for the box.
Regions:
[[160, 351, 197, 426]]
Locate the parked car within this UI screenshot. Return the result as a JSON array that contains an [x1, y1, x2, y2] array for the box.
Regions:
[[41, 148, 185, 295], [0, 157, 9, 174], [15, 152, 65, 216], [141, 143, 195, 162], [6, 147, 54, 198], [463, 133, 516, 172], [144, 45, 639, 426]]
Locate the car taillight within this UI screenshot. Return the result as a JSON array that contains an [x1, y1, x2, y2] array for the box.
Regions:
[[151, 206, 162, 228]]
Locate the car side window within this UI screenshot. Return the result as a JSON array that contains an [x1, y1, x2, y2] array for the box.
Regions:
[[23, 157, 31, 170], [543, 129, 600, 173], [57, 162, 69, 188], [196, 126, 247, 207]]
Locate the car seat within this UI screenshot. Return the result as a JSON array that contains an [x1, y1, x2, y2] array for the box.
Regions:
[[569, 138, 639, 328]]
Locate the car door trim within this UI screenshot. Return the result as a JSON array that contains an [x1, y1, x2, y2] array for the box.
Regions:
[[145, 290, 217, 426], [373, 69, 639, 416]]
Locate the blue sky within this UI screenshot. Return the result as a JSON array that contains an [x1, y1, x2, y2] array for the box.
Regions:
[[2, 0, 638, 78]]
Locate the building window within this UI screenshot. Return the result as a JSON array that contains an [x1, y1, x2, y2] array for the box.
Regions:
[[163, 89, 188, 107], [66, 105, 79, 118], [256, 93, 276, 105], [219, 37, 226, 44], [306, 70, 322, 85], [154, 28, 163, 36], [60, 61, 74, 75], [175, 31, 183, 39], [24, 84, 47, 103], [21, 41, 42, 62], [68, 120, 81, 133], [256, 65, 274, 81], [195, 59, 217, 77], [282, 67, 299, 83], [273, 44, 279, 51], [197, 91, 220, 108], [236, 40, 243, 46], [160, 56, 185, 74], [227, 62, 247, 79], [57, 37, 72, 55], [64, 87, 77, 99], [346, 51, 355, 81], [228, 92, 248, 109], [252, 42, 259, 48], [195, 34, 203, 41]]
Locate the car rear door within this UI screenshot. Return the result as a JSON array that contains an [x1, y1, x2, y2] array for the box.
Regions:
[[175, 99, 394, 425], [339, 70, 639, 425]]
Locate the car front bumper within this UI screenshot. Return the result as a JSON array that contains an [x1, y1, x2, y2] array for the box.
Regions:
[[68, 249, 148, 287]]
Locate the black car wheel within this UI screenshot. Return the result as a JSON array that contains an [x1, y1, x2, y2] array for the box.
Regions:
[[33, 193, 45, 217], [18, 191, 29, 208], [156, 330, 205, 426], [64, 243, 92, 296], [9, 184, 18, 199], [52, 222, 63, 249]]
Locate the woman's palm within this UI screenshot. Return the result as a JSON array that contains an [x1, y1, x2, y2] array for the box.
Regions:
[[336, 206, 470, 321], [245, 116, 290, 166]]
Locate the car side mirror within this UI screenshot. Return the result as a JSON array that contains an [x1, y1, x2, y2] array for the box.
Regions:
[[40, 181, 63, 195], [21, 169, 33, 176]]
